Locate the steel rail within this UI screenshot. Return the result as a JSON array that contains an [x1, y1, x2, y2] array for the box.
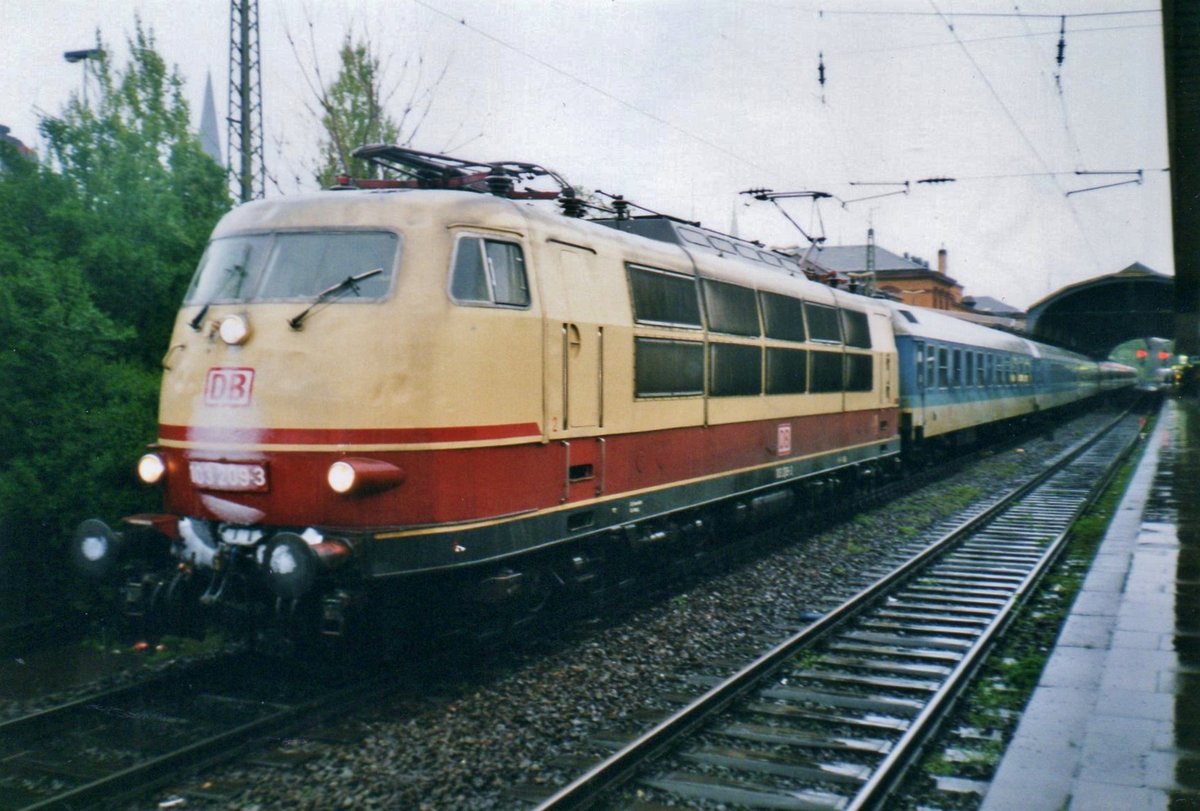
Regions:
[[533, 406, 1142, 810], [846, 413, 1143, 809], [1, 653, 390, 811]]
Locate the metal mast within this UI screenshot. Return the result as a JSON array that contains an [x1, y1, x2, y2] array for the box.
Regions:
[[227, 0, 265, 202]]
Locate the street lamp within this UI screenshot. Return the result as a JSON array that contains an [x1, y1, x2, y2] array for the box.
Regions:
[[63, 48, 103, 106]]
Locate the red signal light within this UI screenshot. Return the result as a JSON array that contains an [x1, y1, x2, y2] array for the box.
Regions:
[[1136, 349, 1148, 358], [1158, 351, 1171, 361]]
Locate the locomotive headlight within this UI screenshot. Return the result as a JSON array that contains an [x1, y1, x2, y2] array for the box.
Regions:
[[137, 453, 166, 485], [327, 458, 405, 495], [327, 461, 357, 494], [218, 314, 250, 345]]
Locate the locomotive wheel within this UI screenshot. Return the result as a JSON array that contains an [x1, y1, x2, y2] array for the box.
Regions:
[[519, 566, 553, 618]]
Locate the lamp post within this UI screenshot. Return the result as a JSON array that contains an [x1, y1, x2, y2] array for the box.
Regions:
[[63, 48, 103, 107]]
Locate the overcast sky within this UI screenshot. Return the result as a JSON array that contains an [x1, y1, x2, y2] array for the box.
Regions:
[[0, 0, 1170, 310]]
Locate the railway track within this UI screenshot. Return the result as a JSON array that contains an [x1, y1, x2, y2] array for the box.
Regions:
[[533, 408, 1145, 810], [0, 652, 384, 811]]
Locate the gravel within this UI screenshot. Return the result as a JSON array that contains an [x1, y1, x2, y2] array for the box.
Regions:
[[87, 408, 1116, 810]]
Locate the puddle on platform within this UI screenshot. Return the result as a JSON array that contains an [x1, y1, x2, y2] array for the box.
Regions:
[[1155, 400, 1200, 789]]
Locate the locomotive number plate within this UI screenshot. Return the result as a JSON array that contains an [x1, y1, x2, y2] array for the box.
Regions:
[[189, 461, 268, 492]]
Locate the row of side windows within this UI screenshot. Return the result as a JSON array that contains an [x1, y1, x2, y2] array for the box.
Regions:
[[636, 339, 873, 399], [917, 344, 1033, 390], [628, 264, 871, 347]]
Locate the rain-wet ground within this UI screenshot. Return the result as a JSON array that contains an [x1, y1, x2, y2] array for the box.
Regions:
[[983, 397, 1200, 810]]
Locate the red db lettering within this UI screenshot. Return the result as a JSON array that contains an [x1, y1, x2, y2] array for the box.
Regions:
[[204, 368, 255, 406]]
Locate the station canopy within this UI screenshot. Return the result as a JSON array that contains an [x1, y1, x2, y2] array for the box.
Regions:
[[1025, 264, 1174, 359]]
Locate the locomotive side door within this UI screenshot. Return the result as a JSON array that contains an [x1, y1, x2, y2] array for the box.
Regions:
[[539, 244, 606, 502], [549, 247, 602, 430]]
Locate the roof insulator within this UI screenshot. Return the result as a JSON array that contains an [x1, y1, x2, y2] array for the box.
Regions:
[[559, 191, 586, 218], [485, 173, 514, 197]]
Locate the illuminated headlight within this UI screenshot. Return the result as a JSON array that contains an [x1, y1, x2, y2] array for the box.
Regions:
[[327, 458, 405, 495], [327, 461, 356, 494], [218, 314, 250, 345], [137, 453, 166, 485]]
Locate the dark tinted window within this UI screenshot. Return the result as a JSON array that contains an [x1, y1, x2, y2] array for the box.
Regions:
[[710, 343, 761, 396], [766, 348, 807, 394], [805, 303, 842, 342], [628, 266, 702, 327], [450, 237, 529, 306], [845, 353, 873, 391], [634, 338, 704, 397], [810, 351, 843, 392], [841, 309, 871, 348], [760, 292, 807, 341], [702, 279, 760, 336]]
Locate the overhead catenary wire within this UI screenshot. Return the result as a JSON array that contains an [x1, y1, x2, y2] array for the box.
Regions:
[[412, 0, 771, 174], [924, 0, 1106, 275]]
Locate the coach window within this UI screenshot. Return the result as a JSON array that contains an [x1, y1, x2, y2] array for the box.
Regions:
[[805, 303, 842, 343], [965, 352, 975, 388], [938, 346, 950, 388], [449, 236, 529, 307], [710, 343, 762, 396], [634, 338, 704, 397], [766, 348, 808, 394], [761, 292, 807, 342], [845, 353, 873, 392], [628, 265, 702, 328], [840, 309, 871, 349], [810, 351, 843, 393], [703, 279, 760, 336]]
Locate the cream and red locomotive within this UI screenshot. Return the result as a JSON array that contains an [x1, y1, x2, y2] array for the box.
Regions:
[[70, 147, 1128, 643]]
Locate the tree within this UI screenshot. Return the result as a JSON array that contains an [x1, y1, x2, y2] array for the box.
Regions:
[[0, 23, 230, 613], [313, 38, 402, 186], [287, 19, 450, 188], [39, 22, 230, 366]]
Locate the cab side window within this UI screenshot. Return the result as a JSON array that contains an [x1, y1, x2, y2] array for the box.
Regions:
[[450, 237, 530, 307]]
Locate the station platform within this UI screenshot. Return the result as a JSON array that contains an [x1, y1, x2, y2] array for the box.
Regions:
[[982, 397, 1200, 810]]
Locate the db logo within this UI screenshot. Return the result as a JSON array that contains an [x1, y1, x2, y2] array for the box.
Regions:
[[776, 423, 792, 456], [204, 367, 255, 407]]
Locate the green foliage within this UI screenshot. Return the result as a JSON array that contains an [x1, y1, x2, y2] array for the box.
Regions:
[[0, 22, 230, 608], [315, 37, 402, 188], [39, 23, 229, 366]]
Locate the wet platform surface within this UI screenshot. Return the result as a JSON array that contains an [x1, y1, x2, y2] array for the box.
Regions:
[[983, 398, 1200, 810]]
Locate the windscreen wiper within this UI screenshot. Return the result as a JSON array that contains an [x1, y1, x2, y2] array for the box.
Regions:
[[189, 263, 248, 331], [288, 268, 384, 331]]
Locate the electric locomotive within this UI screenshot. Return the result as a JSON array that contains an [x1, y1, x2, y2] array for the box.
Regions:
[[71, 147, 902, 643]]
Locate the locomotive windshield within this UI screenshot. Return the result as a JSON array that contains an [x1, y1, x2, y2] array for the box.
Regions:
[[185, 231, 398, 304]]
